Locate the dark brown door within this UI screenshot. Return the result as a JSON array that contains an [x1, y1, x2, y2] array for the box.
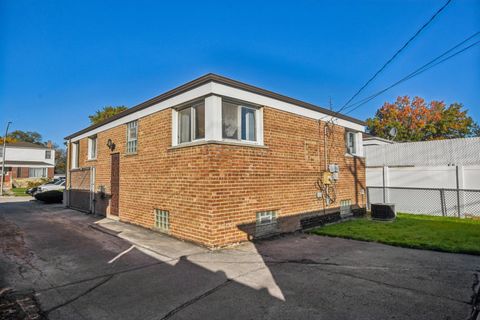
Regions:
[[110, 153, 120, 216]]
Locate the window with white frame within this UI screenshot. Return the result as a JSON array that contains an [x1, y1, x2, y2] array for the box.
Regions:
[[88, 136, 97, 160], [154, 209, 169, 232], [222, 101, 257, 142], [45, 150, 52, 159], [29, 168, 47, 178], [256, 210, 277, 225], [126, 121, 138, 154], [0, 148, 3, 157], [346, 131, 357, 155], [71, 142, 79, 169], [178, 101, 205, 144]]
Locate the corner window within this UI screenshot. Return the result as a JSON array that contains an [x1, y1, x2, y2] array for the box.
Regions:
[[88, 136, 97, 160], [222, 101, 257, 142], [45, 150, 52, 159], [71, 142, 79, 169], [346, 131, 357, 155], [154, 209, 169, 233], [126, 121, 138, 154], [178, 102, 205, 144]]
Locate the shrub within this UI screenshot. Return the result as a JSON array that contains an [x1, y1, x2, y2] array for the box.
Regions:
[[27, 178, 49, 189]]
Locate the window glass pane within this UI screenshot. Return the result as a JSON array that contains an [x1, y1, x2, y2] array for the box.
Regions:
[[127, 121, 138, 153], [29, 168, 46, 178], [45, 150, 51, 159], [178, 107, 191, 143], [194, 103, 205, 140], [241, 107, 256, 141], [347, 132, 356, 154], [222, 101, 239, 139], [92, 138, 97, 158]]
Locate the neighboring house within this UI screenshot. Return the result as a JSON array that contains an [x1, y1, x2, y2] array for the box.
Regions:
[[364, 137, 480, 217], [362, 132, 394, 147], [0, 141, 55, 188], [65, 74, 366, 248]]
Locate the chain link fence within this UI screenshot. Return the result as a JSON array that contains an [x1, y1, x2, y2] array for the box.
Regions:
[[367, 186, 480, 218]]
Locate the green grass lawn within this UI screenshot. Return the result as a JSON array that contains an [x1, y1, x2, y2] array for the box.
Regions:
[[311, 213, 480, 255], [11, 188, 30, 197]]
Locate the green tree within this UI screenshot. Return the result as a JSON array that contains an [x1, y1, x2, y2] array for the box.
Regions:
[[7, 130, 43, 144], [88, 106, 128, 124], [366, 96, 479, 141], [52, 143, 67, 174]]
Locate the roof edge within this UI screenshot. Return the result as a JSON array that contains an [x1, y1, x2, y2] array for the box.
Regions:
[[65, 73, 366, 140]]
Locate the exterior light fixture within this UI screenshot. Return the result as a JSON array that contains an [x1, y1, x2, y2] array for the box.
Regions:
[[106, 139, 115, 151]]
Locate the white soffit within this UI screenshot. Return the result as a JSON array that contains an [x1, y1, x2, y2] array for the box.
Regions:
[[211, 82, 365, 132], [70, 81, 364, 141]]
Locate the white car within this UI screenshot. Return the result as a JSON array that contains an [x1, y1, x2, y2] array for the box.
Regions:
[[37, 179, 66, 193]]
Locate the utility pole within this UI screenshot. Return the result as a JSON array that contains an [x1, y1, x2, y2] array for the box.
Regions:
[[1, 121, 12, 196]]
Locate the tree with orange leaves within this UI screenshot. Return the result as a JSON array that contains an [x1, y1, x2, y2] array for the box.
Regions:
[[366, 96, 478, 141]]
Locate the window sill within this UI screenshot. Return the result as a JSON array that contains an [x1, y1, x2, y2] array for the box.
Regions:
[[86, 158, 97, 162], [345, 153, 365, 158], [169, 140, 268, 150], [124, 152, 138, 157]]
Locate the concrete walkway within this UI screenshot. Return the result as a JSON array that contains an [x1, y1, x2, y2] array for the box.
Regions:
[[92, 218, 208, 261]]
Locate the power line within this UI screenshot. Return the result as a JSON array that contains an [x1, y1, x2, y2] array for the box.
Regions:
[[342, 34, 480, 116], [333, 0, 452, 117], [343, 31, 480, 112]]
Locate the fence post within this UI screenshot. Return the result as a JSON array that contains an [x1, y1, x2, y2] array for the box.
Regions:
[[366, 187, 370, 210], [382, 166, 389, 203], [440, 189, 446, 217], [456, 165, 465, 218]]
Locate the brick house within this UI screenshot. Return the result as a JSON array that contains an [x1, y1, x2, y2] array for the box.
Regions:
[[65, 74, 366, 248], [1, 142, 55, 188]]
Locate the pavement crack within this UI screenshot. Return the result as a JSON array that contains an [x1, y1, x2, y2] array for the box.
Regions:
[[468, 271, 480, 320], [160, 263, 269, 320], [43, 275, 114, 315]]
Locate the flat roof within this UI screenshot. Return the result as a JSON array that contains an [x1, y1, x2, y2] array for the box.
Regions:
[[0, 160, 54, 167], [65, 73, 366, 140], [5, 142, 51, 149]]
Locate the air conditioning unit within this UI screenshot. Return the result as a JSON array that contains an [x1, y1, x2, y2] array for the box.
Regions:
[[371, 203, 396, 221]]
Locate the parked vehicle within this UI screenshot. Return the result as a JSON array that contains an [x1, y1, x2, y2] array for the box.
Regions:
[[34, 190, 63, 203], [37, 180, 65, 193], [27, 178, 65, 196]]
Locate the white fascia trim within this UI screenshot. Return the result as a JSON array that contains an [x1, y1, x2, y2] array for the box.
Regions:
[[70, 82, 214, 142], [70, 80, 363, 142], [211, 82, 365, 132], [8, 164, 54, 168]]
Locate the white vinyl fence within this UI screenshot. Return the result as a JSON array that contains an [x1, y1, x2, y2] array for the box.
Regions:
[[365, 137, 480, 218]]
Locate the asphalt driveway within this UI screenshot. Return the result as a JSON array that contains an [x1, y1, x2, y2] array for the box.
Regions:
[[0, 198, 479, 320]]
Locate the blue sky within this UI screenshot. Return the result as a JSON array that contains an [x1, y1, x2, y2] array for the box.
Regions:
[[1, 0, 479, 146]]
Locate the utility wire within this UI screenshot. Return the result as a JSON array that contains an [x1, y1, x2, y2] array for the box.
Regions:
[[330, 0, 452, 119], [342, 34, 480, 115]]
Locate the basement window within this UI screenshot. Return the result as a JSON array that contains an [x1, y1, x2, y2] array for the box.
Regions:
[[154, 209, 169, 233], [256, 210, 277, 225], [340, 199, 352, 216]]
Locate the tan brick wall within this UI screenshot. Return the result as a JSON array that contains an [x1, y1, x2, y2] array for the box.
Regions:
[[68, 105, 365, 248]]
